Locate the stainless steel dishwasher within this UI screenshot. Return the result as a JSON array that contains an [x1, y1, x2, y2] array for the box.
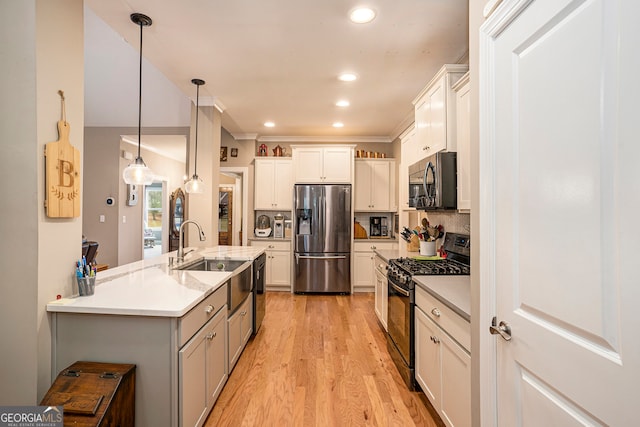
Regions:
[[227, 260, 253, 315], [252, 253, 266, 334]]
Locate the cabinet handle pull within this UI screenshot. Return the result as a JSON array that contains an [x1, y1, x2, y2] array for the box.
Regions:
[[430, 335, 440, 344], [205, 305, 214, 314], [431, 308, 441, 318], [207, 332, 216, 340]]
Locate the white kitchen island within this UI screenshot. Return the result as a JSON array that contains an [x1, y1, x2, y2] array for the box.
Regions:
[[47, 246, 264, 427]]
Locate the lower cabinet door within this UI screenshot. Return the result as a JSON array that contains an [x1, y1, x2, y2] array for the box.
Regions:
[[415, 306, 441, 406], [269, 250, 291, 286], [180, 324, 209, 427], [240, 297, 253, 344], [228, 307, 242, 373], [439, 332, 471, 427], [353, 251, 374, 290], [228, 296, 253, 373], [375, 269, 388, 330], [206, 309, 228, 408]]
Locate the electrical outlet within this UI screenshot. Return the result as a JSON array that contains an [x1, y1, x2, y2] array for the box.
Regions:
[[99, 215, 105, 223], [123, 215, 127, 224]]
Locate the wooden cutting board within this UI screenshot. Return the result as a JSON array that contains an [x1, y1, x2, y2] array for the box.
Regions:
[[45, 120, 80, 217], [354, 221, 367, 239]]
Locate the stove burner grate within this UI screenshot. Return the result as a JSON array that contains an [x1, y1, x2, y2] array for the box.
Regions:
[[392, 257, 470, 276]]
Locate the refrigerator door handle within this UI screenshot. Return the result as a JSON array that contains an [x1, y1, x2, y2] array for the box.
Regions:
[[297, 255, 347, 260]]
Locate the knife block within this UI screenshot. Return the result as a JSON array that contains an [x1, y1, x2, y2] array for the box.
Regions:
[[408, 234, 420, 252]]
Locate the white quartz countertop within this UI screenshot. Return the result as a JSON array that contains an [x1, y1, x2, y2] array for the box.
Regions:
[[47, 246, 265, 317], [413, 276, 471, 321]]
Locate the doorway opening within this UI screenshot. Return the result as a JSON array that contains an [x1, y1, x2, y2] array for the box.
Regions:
[[218, 186, 233, 245], [219, 167, 249, 246], [143, 180, 167, 259]]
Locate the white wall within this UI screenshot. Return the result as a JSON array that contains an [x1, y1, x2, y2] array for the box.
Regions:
[[0, 0, 84, 403], [0, 0, 39, 404], [36, 0, 85, 401]]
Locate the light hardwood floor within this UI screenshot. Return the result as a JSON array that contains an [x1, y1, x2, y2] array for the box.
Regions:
[[205, 292, 439, 427]]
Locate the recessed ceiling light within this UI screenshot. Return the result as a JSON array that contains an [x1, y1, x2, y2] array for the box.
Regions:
[[264, 121, 275, 127], [333, 122, 344, 128], [350, 7, 376, 24], [336, 100, 350, 107], [338, 73, 358, 82]]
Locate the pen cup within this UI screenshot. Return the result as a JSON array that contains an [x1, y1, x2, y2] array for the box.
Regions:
[[77, 276, 96, 296]]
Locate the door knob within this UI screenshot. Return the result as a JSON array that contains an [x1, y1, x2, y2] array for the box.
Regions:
[[489, 316, 512, 341]]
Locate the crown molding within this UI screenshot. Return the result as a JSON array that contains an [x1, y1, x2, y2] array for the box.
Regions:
[[390, 111, 415, 141], [256, 135, 392, 143], [230, 133, 259, 141]]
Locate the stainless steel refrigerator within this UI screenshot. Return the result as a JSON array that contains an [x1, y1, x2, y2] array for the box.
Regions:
[[294, 184, 352, 293]]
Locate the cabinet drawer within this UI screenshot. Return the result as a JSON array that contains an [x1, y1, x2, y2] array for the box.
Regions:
[[415, 285, 470, 351], [251, 240, 290, 252], [354, 241, 397, 252], [179, 284, 228, 348]]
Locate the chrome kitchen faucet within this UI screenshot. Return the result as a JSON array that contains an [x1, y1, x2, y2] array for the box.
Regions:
[[176, 220, 206, 262]]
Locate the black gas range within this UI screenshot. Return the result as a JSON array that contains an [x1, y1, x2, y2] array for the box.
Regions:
[[388, 233, 470, 287], [386, 232, 470, 390]]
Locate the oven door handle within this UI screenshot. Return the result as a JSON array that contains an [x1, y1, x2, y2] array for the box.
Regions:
[[390, 282, 410, 297]]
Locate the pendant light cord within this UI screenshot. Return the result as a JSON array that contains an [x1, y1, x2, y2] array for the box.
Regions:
[[137, 20, 143, 160], [194, 83, 200, 176]]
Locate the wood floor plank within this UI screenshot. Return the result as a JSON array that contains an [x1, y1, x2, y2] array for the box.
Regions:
[[204, 292, 438, 427]]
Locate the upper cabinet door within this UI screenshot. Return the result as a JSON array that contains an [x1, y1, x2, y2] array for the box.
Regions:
[[370, 161, 391, 210], [292, 147, 323, 183], [254, 158, 292, 210], [254, 159, 276, 209], [354, 159, 392, 212], [321, 146, 352, 183], [292, 146, 353, 183], [426, 82, 446, 155], [412, 64, 468, 161], [273, 160, 293, 210], [453, 72, 471, 212]]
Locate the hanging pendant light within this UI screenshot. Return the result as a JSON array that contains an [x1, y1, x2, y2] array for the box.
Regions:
[[184, 78, 205, 194], [123, 13, 154, 186]]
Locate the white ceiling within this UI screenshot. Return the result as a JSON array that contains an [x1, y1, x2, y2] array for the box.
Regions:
[[84, 0, 469, 142]]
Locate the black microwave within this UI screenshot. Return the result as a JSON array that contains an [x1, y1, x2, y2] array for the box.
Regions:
[[408, 152, 457, 210]]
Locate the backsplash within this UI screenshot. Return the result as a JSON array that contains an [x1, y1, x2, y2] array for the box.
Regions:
[[404, 210, 470, 251]]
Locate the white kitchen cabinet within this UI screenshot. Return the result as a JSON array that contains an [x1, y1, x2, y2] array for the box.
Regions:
[[254, 158, 293, 210], [180, 305, 227, 427], [415, 285, 470, 427], [354, 159, 395, 212], [352, 241, 397, 293], [373, 254, 389, 331], [453, 72, 471, 213], [412, 64, 468, 160], [399, 125, 416, 211], [227, 295, 253, 373], [292, 145, 353, 183], [250, 240, 291, 291]]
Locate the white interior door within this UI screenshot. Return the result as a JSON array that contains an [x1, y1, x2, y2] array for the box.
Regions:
[[481, 0, 640, 425]]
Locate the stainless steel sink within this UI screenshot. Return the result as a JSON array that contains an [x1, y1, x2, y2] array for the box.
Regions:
[[176, 258, 253, 315], [180, 258, 247, 272]]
